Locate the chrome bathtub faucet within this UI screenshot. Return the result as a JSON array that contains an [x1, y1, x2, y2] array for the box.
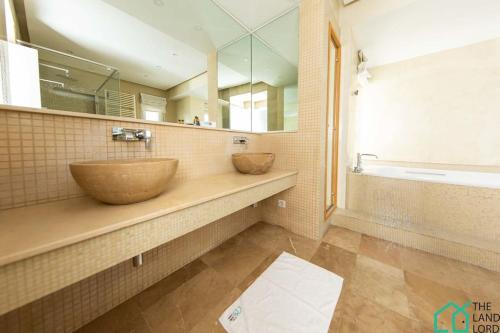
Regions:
[[112, 127, 152, 149], [233, 136, 249, 145], [353, 153, 378, 173]]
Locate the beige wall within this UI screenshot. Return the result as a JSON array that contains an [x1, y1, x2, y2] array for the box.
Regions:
[[166, 73, 208, 124], [3, 0, 21, 42], [353, 38, 500, 166], [173, 95, 208, 124], [337, 27, 360, 209], [0, 1, 6, 39]]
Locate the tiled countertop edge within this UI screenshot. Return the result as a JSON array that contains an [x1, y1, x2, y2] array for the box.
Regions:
[[0, 170, 298, 267]]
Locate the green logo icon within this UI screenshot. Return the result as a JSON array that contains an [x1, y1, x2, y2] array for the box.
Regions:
[[434, 301, 471, 333]]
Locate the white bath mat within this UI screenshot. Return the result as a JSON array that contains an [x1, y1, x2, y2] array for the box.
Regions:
[[219, 251, 344, 333]]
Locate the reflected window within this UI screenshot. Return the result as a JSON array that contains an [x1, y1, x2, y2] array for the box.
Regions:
[[144, 111, 160, 122], [252, 91, 268, 132], [229, 93, 251, 132], [140, 94, 167, 122], [217, 7, 298, 133]]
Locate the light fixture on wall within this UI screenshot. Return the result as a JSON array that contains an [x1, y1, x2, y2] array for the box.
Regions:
[[357, 50, 371, 87], [343, 0, 360, 6]]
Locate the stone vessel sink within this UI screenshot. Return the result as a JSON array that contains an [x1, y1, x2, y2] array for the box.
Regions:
[[232, 153, 275, 175], [70, 158, 179, 204]]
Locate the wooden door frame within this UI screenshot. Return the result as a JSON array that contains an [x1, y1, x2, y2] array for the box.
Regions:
[[324, 23, 342, 220]]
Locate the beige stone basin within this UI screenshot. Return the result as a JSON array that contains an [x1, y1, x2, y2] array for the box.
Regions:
[[232, 153, 275, 175], [70, 158, 179, 204]]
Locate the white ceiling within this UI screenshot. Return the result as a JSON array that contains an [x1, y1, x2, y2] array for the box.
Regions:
[[349, 0, 500, 68], [24, 0, 300, 90], [255, 8, 299, 66], [213, 0, 301, 31], [217, 8, 299, 90]]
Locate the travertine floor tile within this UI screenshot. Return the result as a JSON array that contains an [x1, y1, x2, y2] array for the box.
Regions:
[[359, 234, 402, 268], [239, 221, 290, 253], [401, 247, 500, 300], [404, 271, 470, 331], [135, 259, 208, 310], [322, 226, 362, 253], [310, 242, 357, 280], [330, 290, 421, 333], [77, 299, 152, 333], [201, 236, 269, 287], [401, 247, 461, 286], [349, 255, 412, 318], [446, 258, 500, 303], [189, 288, 242, 333], [142, 267, 232, 332], [238, 252, 281, 291], [273, 231, 321, 260], [199, 235, 247, 267], [75, 223, 500, 333]]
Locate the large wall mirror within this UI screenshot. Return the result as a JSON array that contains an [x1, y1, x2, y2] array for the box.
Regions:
[[0, 0, 299, 132]]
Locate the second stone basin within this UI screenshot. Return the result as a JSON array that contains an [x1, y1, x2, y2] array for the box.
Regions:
[[232, 153, 275, 175], [70, 158, 178, 204]]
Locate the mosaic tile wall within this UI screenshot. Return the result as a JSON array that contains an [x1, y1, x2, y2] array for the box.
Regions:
[[0, 109, 263, 210], [262, 0, 336, 240], [345, 173, 500, 270], [332, 211, 500, 272]]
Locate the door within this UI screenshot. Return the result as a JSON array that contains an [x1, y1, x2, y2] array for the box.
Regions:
[[325, 25, 341, 220]]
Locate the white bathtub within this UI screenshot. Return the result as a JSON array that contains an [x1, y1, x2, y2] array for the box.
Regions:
[[361, 165, 500, 189]]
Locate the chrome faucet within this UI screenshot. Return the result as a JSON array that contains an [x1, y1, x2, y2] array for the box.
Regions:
[[112, 127, 152, 150], [233, 136, 249, 145], [353, 153, 378, 173]]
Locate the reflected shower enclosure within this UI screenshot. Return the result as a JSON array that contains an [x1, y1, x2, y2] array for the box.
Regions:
[[20, 42, 121, 115]]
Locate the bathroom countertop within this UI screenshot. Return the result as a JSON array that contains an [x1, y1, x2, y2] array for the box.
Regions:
[[0, 169, 297, 267]]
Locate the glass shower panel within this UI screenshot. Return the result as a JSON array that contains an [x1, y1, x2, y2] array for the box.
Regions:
[[19, 42, 120, 115]]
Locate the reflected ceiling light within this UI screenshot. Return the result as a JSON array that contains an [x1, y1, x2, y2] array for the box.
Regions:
[[153, 0, 164, 6]]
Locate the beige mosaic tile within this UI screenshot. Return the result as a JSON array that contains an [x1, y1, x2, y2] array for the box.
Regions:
[[0, 109, 265, 211], [333, 210, 500, 272], [0, 208, 260, 333]]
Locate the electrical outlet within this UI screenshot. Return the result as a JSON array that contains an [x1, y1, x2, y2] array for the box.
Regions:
[[277, 200, 286, 208]]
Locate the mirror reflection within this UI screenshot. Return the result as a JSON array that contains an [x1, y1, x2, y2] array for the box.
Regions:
[[0, 0, 299, 132], [218, 8, 299, 132]]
